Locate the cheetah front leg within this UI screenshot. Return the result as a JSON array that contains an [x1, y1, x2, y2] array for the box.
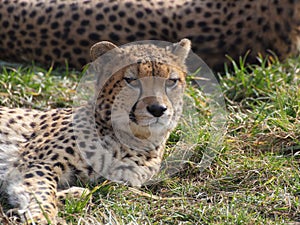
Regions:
[[6, 163, 59, 224]]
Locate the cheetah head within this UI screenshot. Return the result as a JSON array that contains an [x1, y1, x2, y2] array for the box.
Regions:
[[90, 39, 191, 149]]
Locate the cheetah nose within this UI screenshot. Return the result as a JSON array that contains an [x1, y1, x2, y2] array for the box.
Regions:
[[146, 104, 167, 117]]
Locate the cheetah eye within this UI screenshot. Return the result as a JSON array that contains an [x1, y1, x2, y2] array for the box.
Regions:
[[124, 77, 140, 88], [165, 78, 180, 88]]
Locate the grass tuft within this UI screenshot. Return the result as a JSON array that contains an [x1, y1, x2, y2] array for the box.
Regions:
[[0, 55, 299, 224]]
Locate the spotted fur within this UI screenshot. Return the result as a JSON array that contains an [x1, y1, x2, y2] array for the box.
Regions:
[[0, 0, 299, 71], [0, 39, 191, 224]]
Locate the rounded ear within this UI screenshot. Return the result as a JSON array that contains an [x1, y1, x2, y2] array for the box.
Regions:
[[171, 38, 191, 62], [90, 41, 119, 61]]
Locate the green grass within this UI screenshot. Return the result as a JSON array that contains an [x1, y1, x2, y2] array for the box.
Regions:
[[0, 56, 299, 224]]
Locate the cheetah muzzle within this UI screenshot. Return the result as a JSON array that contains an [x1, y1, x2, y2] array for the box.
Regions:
[[0, 39, 191, 224]]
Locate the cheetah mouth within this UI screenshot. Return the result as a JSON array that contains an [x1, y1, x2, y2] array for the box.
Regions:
[[129, 116, 167, 127]]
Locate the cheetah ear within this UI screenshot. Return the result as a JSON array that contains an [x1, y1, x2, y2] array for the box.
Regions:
[[90, 41, 120, 61], [171, 38, 191, 62]]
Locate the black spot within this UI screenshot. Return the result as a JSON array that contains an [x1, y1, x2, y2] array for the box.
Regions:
[[64, 20, 72, 27], [51, 154, 59, 161], [21, 9, 27, 16], [226, 12, 234, 21], [9, 118, 16, 124], [29, 10, 37, 18], [2, 21, 9, 28], [247, 31, 254, 38], [186, 20, 194, 28], [25, 173, 34, 179], [89, 33, 100, 41], [26, 24, 34, 30], [96, 24, 105, 31], [206, 2, 213, 8], [45, 7, 53, 13], [36, 171, 45, 177], [109, 32, 119, 41], [127, 18, 136, 26], [87, 166, 93, 175], [29, 31, 36, 38], [72, 13, 80, 20], [79, 40, 90, 47], [126, 35, 136, 42], [261, 5, 268, 12], [197, 21, 207, 27], [114, 24, 122, 30], [79, 20, 89, 28], [65, 147, 74, 155], [109, 15, 117, 22], [40, 114, 47, 120], [125, 2, 133, 8], [204, 12, 212, 18], [24, 39, 32, 44], [274, 22, 281, 31], [136, 31, 145, 37], [7, 6, 14, 13], [55, 11, 64, 18], [62, 52, 71, 58], [136, 11, 144, 18], [195, 7, 202, 13], [103, 7, 110, 13], [53, 48, 61, 57], [276, 7, 283, 14], [213, 18, 220, 25], [105, 110, 111, 116], [236, 21, 244, 29], [95, 14, 104, 21], [58, 135, 65, 141], [20, 1, 27, 6], [73, 48, 82, 54], [118, 11, 125, 17], [85, 8, 93, 15], [257, 17, 264, 25], [40, 41, 47, 47], [66, 39, 75, 45], [96, 2, 103, 8], [41, 124, 48, 130], [50, 40, 59, 46], [149, 21, 156, 28], [39, 153, 44, 159], [112, 4, 118, 11], [206, 35, 215, 41]]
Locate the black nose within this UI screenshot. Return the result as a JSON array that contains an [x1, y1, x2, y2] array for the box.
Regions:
[[146, 104, 167, 117]]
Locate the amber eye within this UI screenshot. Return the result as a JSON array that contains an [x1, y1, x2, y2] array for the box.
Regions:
[[124, 77, 140, 88], [165, 78, 179, 88]]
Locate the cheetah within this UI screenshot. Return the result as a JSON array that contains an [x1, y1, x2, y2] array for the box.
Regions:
[[0, 0, 299, 71], [0, 38, 191, 224]]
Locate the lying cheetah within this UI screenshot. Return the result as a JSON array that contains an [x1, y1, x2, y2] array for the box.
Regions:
[[0, 0, 299, 71], [0, 39, 191, 224]]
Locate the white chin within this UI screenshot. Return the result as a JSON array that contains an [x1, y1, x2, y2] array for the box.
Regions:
[[139, 118, 169, 127]]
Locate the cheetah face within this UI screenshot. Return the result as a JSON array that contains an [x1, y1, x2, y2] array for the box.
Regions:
[[90, 39, 190, 147], [111, 62, 186, 142], [120, 62, 185, 138]]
